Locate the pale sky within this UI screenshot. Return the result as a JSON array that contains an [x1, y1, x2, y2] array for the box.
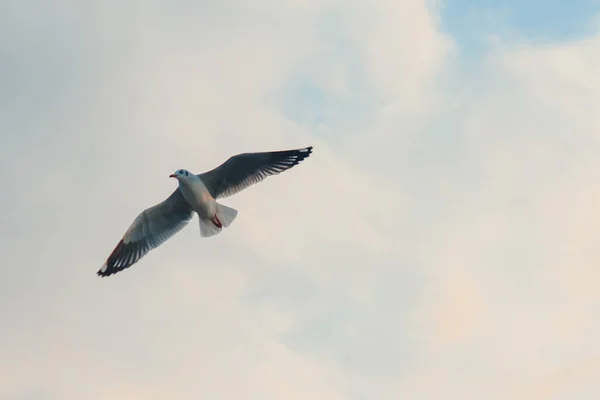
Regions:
[[2, 0, 600, 399]]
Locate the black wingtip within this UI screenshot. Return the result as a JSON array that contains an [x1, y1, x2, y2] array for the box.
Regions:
[[96, 268, 109, 278], [275, 146, 313, 170], [97, 238, 147, 278], [96, 264, 129, 278], [294, 146, 313, 162], [96, 265, 113, 278]]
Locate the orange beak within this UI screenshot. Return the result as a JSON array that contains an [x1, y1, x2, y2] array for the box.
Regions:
[[169, 174, 176, 178]]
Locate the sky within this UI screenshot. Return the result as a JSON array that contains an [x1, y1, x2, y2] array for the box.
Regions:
[[1, 0, 600, 399]]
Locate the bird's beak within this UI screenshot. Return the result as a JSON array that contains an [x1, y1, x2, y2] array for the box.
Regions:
[[169, 174, 176, 178]]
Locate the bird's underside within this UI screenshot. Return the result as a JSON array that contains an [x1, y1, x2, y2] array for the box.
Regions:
[[98, 146, 313, 277]]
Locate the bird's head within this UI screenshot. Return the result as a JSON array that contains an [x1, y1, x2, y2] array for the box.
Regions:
[[169, 169, 192, 181]]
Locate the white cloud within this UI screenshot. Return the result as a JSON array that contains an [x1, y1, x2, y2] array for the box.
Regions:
[[2, 0, 600, 399]]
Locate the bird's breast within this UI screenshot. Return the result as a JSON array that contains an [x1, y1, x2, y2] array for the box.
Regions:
[[179, 180, 216, 218]]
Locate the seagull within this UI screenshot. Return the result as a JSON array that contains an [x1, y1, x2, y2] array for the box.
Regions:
[[98, 146, 313, 277]]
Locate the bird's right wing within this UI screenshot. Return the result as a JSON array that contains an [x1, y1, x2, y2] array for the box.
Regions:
[[98, 189, 193, 277]]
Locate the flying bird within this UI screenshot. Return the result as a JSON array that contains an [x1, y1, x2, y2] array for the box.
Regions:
[[98, 146, 313, 277]]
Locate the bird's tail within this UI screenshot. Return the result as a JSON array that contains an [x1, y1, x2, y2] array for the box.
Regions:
[[199, 203, 238, 237]]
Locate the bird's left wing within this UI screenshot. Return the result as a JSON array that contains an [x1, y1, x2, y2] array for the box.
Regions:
[[98, 189, 193, 277], [197, 146, 313, 199]]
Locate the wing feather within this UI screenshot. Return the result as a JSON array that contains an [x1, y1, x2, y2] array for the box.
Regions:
[[98, 189, 193, 277], [198, 146, 313, 199]]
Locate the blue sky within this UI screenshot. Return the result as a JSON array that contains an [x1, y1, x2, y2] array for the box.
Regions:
[[279, 1, 600, 135], [442, 0, 600, 51]]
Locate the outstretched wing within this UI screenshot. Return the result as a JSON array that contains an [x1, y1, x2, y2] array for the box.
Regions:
[[198, 146, 313, 199], [98, 189, 193, 277]]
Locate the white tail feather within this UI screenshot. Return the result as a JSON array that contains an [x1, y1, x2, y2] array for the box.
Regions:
[[216, 203, 238, 227], [198, 203, 238, 238], [199, 218, 221, 237]]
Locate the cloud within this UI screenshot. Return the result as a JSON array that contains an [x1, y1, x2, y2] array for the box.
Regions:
[[2, 0, 600, 399]]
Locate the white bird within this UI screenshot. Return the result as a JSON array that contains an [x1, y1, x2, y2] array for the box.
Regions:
[[98, 146, 313, 277]]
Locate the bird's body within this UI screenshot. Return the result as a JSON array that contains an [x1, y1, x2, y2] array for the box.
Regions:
[[176, 173, 216, 219], [98, 146, 313, 277], [174, 171, 239, 236]]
